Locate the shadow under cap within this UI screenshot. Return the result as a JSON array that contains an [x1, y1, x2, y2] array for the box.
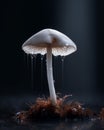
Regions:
[[22, 29, 77, 56]]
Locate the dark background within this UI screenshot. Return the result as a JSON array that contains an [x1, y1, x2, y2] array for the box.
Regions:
[[1, 0, 104, 104]]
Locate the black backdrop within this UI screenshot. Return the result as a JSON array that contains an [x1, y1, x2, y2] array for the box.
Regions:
[[1, 0, 104, 104]]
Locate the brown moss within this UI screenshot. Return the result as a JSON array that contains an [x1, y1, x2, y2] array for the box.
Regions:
[[15, 96, 95, 123]]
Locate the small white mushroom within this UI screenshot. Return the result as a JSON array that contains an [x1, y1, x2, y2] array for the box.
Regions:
[[22, 29, 77, 105]]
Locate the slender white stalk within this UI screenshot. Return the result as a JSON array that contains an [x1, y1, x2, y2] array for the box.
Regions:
[[46, 47, 57, 105]]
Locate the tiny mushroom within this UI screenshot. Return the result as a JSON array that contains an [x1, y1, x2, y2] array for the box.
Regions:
[[22, 29, 77, 105]]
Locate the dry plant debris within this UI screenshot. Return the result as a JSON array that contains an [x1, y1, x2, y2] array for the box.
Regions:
[[99, 108, 104, 120], [15, 96, 95, 123]]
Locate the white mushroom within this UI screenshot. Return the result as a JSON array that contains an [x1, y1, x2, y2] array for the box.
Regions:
[[22, 29, 77, 105]]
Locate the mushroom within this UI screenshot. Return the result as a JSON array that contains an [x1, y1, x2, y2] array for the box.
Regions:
[[22, 29, 77, 105]]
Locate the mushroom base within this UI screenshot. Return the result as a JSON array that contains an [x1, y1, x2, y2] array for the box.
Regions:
[[14, 96, 104, 123]]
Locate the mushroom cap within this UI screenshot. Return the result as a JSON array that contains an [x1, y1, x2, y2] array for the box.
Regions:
[[22, 29, 77, 56]]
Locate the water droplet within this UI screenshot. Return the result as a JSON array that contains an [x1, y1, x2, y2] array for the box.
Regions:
[[40, 55, 44, 93], [33, 54, 37, 91], [26, 54, 29, 66], [31, 55, 34, 89], [61, 56, 65, 91], [33, 54, 37, 58], [41, 55, 44, 61], [61, 56, 65, 62]]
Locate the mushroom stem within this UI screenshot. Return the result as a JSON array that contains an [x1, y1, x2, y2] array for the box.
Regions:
[[46, 47, 57, 105]]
